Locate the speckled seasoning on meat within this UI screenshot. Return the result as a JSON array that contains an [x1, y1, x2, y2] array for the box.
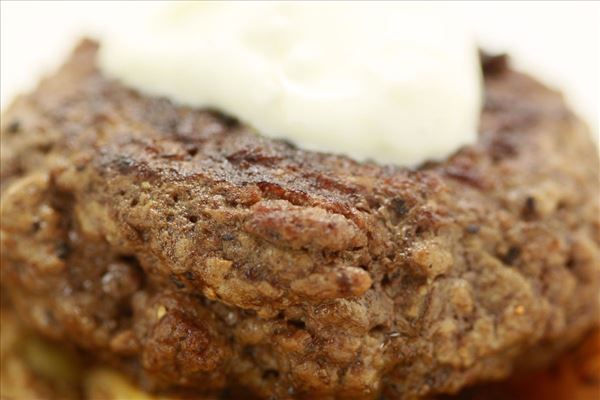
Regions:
[[1, 41, 599, 399]]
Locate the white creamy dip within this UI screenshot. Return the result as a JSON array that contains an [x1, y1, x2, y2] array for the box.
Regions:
[[99, 2, 482, 165]]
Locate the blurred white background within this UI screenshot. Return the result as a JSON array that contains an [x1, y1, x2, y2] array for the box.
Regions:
[[1, 1, 598, 137]]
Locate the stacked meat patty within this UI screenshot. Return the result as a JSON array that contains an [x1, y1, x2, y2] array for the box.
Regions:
[[1, 41, 599, 399]]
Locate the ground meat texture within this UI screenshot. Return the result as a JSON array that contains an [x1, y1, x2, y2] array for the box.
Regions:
[[1, 40, 599, 399]]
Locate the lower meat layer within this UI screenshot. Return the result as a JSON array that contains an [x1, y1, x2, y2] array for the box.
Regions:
[[2, 307, 598, 400]]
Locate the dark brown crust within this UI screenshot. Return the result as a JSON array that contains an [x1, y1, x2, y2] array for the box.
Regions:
[[1, 40, 599, 399]]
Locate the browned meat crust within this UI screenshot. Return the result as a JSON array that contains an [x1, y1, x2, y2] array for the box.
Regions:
[[1, 41, 599, 399]]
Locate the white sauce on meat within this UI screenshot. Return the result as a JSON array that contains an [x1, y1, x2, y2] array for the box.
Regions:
[[99, 2, 482, 165]]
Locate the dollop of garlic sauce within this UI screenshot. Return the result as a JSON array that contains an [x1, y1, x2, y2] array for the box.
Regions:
[[99, 2, 482, 165]]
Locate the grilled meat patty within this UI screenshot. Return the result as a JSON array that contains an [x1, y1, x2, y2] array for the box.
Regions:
[[1, 41, 599, 399]]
